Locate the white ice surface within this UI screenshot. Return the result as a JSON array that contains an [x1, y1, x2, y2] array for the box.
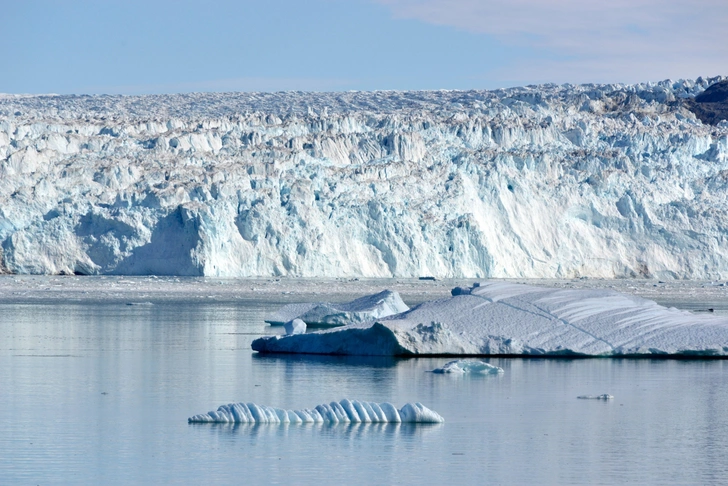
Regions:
[[265, 290, 409, 326], [188, 399, 444, 424], [252, 281, 728, 356], [284, 318, 307, 335], [432, 360, 504, 374], [2, 78, 728, 279]]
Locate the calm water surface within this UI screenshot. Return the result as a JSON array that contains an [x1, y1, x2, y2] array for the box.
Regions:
[[1, 296, 727, 484]]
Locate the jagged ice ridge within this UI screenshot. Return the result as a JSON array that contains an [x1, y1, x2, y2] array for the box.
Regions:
[[265, 289, 409, 326], [188, 399, 444, 424], [1, 77, 727, 278]]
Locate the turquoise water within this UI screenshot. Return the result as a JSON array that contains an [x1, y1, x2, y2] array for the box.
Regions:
[[1, 298, 727, 484]]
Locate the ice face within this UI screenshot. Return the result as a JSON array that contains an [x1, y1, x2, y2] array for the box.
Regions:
[[284, 318, 307, 335], [2, 78, 728, 278], [265, 290, 409, 326], [187, 399, 444, 423], [251, 281, 728, 357], [432, 360, 504, 374]]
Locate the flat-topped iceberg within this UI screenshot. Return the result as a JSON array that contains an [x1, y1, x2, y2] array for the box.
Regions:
[[432, 360, 504, 374], [252, 281, 728, 357], [188, 399, 444, 424], [265, 290, 409, 327]]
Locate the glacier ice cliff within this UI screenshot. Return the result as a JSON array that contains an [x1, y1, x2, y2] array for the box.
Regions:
[[251, 281, 728, 357], [188, 399, 444, 424], [1, 76, 727, 278]]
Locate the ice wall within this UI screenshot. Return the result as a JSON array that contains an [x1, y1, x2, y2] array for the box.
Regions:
[[1, 77, 727, 278]]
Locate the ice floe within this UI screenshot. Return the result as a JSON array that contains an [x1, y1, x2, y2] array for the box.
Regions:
[[188, 399, 444, 424], [432, 360, 504, 374], [577, 394, 614, 400], [265, 290, 409, 327], [252, 281, 728, 357]]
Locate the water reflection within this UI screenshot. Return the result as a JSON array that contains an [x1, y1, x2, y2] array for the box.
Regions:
[[193, 421, 443, 440], [252, 352, 399, 368]]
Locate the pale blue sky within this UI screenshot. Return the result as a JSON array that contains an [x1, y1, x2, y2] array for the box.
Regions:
[[3, 0, 726, 94]]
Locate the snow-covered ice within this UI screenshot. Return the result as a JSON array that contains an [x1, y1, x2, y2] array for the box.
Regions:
[[251, 281, 728, 356], [265, 290, 409, 326], [188, 399, 444, 423], [284, 318, 307, 335], [432, 360, 504, 374], [2, 78, 728, 279]]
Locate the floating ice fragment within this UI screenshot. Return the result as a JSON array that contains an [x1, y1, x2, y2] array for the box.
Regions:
[[188, 399, 444, 424], [252, 281, 728, 357], [432, 360, 504, 374], [577, 394, 614, 400], [265, 290, 409, 327], [284, 318, 307, 335]]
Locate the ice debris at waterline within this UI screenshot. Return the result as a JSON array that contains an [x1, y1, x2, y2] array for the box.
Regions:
[[577, 394, 614, 400], [265, 290, 409, 327], [432, 360, 504, 374], [188, 400, 444, 424], [3, 78, 728, 279], [252, 281, 728, 357]]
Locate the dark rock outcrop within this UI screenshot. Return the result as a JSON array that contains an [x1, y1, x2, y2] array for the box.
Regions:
[[685, 80, 728, 125]]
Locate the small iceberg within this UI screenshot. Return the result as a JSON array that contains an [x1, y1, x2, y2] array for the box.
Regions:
[[284, 318, 307, 335], [188, 399, 444, 424], [252, 281, 728, 357], [264, 290, 409, 327], [432, 360, 504, 374], [577, 394, 614, 400]]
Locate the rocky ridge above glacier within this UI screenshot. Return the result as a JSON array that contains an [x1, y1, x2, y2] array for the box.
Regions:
[[1, 77, 727, 278]]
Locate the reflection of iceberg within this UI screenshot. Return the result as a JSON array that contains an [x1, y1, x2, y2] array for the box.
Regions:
[[252, 281, 728, 357], [188, 399, 444, 423], [265, 290, 409, 327], [432, 360, 503, 374]]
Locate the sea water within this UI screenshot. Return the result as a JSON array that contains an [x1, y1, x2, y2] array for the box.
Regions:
[[1, 278, 727, 484]]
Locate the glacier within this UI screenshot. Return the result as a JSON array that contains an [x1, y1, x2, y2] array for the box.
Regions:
[[265, 289, 409, 326], [1, 77, 728, 278], [188, 399, 444, 424], [251, 281, 728, 357]]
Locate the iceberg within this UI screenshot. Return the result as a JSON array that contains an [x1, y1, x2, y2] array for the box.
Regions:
[[265, 290, 409, 327], [432, 360, 504, 374], [188, 399, 444, 424], [577, 394, 614, 400], [284, 318, 307, 335], [251, 281, 728, 357]]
